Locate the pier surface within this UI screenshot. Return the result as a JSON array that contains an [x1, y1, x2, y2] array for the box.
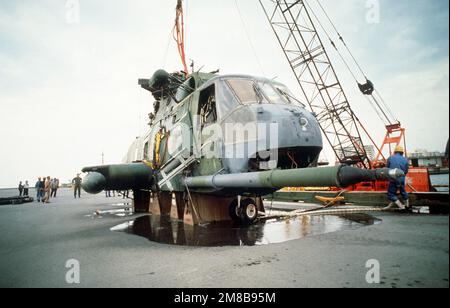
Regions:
[[0, 189, 448, 288]]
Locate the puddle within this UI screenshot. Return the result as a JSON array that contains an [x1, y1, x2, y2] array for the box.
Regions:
[[111, 213, 381, 247], [86, 208, 134, 219]]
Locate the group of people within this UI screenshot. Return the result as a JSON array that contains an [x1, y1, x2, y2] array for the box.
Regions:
[[35, 177, 60, 203], [19, 174, 81, 203], [17, 174, 83, 202], [17, 174, 110, 202], [18, 181, 30, 197]]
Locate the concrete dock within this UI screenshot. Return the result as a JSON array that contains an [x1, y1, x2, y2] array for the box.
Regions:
[[0, 189, 448, 288]]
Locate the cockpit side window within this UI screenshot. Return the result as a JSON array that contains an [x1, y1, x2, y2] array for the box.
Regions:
[[143, 141, 149, 161], [199, 84, 217, 127], [216, 81, 239, 119]]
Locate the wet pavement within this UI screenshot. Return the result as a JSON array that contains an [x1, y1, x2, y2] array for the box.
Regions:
[[112, 214, 380, 247], [85, 207, 134, 219], [0, 188, 448, 288]]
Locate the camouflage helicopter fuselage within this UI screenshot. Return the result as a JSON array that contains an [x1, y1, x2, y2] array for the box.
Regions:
[[82, 70, 403, 224]]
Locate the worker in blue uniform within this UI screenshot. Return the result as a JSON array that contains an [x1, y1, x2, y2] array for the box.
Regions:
[[385, 146, 410, 210]]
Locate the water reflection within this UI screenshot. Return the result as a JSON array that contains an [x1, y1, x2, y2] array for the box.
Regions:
[[86, 208, 133, 218], [111, 213, 381, 247]]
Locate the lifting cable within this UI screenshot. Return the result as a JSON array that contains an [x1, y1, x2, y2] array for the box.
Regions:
[[363, 94, 389, 126], [314, 0, 367, 79], [309, 0, 399, 124], [234, 0, 266, 76], [374, 89, 399, 123], [305, 0, 359, 83], [162, 27, 173, 70], [173, 0, 189, 76], [305, 1, 387, 125]]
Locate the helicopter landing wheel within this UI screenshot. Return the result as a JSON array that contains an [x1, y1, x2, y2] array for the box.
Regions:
[[240, 199, 259, 225], [229, 198, 259, 225]]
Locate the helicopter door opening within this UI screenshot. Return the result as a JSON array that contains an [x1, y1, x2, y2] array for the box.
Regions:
[[199, 84, 217, 127], [198, 84, 222, 162]]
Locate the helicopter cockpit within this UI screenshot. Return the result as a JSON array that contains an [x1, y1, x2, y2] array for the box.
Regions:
[[194, 75, 323, 174], [197, 75, 305, 124]]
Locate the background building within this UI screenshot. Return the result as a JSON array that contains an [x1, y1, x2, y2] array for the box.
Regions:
[[410, 150, 449, 172]]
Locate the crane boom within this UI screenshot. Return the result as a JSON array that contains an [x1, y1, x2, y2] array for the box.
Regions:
[[260, 0, 372, 169]]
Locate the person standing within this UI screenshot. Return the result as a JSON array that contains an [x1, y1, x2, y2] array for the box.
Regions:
[[385, 146, 410, 210], [39, 177, 45, 202], [42, 176, 52, 203], [72, 174, 82, 199], [18, 182, 24, 197], [23, 181, 29, 197], [35, 178, 42, 202], [51, 178, 59, 198]]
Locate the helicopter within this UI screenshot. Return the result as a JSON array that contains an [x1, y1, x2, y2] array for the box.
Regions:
[[81, 0, 403, 225], [81, 69, 403, 225]]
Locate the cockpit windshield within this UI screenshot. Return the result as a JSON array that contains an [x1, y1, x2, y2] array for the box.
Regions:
[[225, 78, 303, 106], [226, 79, 265, 105], [258, 81, 286, 105], [273, 84, 305, 107]]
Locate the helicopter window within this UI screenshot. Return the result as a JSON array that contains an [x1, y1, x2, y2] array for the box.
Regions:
[[143, 141, 149, 161], [226, 79, 266, 105], [274, 84, 306, 107], [199, 85, 217, 126], [216, 81, 239, 118], [258, 81, 288, 105]]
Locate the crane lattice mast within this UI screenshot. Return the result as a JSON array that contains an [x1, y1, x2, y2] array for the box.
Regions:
[[260, 0, 372, 169]]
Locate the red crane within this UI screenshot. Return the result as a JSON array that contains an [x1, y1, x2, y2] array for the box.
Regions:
[[259, 0, 430, 192]]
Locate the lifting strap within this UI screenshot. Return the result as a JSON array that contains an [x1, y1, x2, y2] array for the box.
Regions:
[[173, 0, 189, 76]]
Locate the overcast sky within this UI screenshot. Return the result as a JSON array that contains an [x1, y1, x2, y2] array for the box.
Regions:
[[0, 0, 448, 187]]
